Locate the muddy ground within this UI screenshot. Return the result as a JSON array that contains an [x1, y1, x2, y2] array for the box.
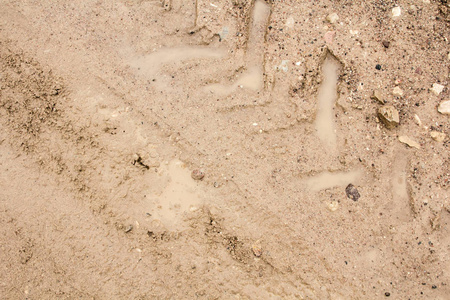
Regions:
[[0, 0, 449, 299]]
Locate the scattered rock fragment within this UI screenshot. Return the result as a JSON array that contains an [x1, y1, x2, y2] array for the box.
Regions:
[[414, 114, 423, 127], [191, 169, 205, 180], [393, 86, 403, 97], [438, 100, 450, 115], [327, 201, 339, 211], [345, 184, 360, 201], [252, 240, 262, 257], [125, 225, 133, 233], [378, 105, 400, 129], [399, 136, 421, 149], [326, 13, 339, 24], [382, 40, 390, 48], [430, 131, 446, 142], [371, 90, 385, 104], [431, 83, 444, 96], [392, 7, 402, 17]]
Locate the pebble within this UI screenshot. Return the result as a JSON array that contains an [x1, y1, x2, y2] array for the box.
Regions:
[[375, 64, 382, 70], [345, 184, 360, 201], [392, 7, 401, 17], [393, 86, 404, 97], [438, 100, 450, 115], [252, 240, 262, 257], [382, 40, 390, 48], [430, 131, 446, 142], [327, 201, 339, 211], [378, 105, 400, 129], [399, 136, 421, 149], [371, 90, 385, 104], [286, 16, 295, 28], [414, 114, 423, 127], [326, 13, 339, 24], [191, 169, 205, 180], [431, 83, 444, 96], [125, 225, 133, 233]]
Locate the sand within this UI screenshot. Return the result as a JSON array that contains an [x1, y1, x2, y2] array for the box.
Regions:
[[1, 0, 449, 298]]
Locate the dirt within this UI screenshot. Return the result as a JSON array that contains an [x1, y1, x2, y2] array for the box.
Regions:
[[0, 0, 449, 299]]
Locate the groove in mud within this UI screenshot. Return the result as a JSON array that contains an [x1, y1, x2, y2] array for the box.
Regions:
[[306, 170, 361, 191], [315, 55, 341, 148]]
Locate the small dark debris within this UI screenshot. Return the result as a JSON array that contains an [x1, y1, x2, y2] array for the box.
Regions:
[[432, 285, 437, 289], [345, 184, 360, 201], [125, 225, 133, 233], [382, 41, 390, 48], [385, 292, 390, 297], [376, 64, 382, 70], [132, 156, 149, 170]]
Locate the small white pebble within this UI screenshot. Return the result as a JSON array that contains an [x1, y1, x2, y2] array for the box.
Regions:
[[327, 201, 339, 212], [326, 13, 339, 24], [399, 136, 420, 149], [430, 131, 446, 142], [438, 100, 450, 115], [431, 83, 444, 96], [350, 30, 359, 35], [392, 7, 402, 17], [286, 16, 295, 28], [414, 114, 422, 127], [252, 123, 258, 126], [393, 86, 404, 97]]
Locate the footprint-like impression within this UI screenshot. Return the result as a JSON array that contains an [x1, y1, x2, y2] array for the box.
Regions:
[[203, 0, 270, 96]]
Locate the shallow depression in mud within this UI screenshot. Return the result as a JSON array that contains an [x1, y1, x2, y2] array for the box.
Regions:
[[306, 170, 361, 191], [128, 46, 226, 79], [315, 56, 340, 148], [145, 159, 204, 230]]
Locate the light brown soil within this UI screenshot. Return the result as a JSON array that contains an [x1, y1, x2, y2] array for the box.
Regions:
[[1, 0, 449, 299]]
